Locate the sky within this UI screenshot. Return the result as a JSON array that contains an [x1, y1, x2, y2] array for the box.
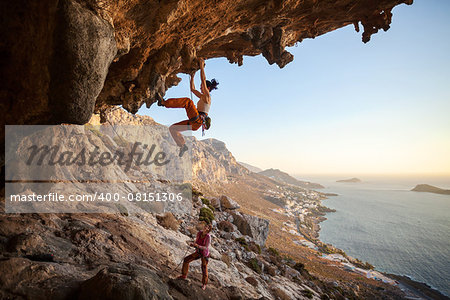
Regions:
[[139, 0, 450, 176]]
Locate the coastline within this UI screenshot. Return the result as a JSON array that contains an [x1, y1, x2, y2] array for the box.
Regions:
[[314, 192, 450, 299]]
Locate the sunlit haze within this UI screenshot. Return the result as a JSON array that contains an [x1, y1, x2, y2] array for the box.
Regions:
[[140, 0, 450, 176]]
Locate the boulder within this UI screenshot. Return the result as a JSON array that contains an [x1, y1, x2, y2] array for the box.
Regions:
[[231, 212, 269, 246], [225, 286, 244, 300], [245, 276, 259, 287], [168, 277, 229, 299], [156, 212, 180, 231], [49, 0, 117, 124], [218, 220, 234, 232], [264, 263, 277, 276], [209, 245, 221, 260], [220, 195, 240, 210], [210, 197, 221, 209], [0, 257, 82, 299], [78, 265, 172, 300]]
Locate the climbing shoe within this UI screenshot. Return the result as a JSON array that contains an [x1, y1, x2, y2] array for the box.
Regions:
[[179, 144, 188, 157], [155, 92, 164, 106]]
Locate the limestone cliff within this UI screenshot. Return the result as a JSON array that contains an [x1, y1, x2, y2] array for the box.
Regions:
[[1, 0, 413, 129]]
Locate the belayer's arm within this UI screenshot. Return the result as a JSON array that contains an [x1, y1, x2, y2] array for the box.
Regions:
[[196, 235, 210, 251]]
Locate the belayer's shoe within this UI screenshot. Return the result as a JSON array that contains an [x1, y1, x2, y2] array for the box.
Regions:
[[155, 92, 164, 106], [179, 144, 188, 157]]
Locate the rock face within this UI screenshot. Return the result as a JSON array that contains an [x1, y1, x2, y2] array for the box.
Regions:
[[49, 0, 117, 124], [232, 212, 270, 246], [1, 0, 413, 129], [78, 265, 173, 300], [220, 195, 241, 210], [411, 184, 450, 195], [238, 162, 263, 173], [193, 139, 249, 183]]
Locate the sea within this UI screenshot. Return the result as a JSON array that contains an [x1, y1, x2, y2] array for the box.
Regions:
[[296, 175, 450, 297]]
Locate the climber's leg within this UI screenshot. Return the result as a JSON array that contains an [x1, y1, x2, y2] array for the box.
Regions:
[[179, 252, 200, 279], [164, 97, 199, 119], [201, 256, 209, 287], [169, 117, 203, 148], [169, 120, 190, 147]]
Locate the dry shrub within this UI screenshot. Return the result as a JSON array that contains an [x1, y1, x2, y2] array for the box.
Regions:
[[218, 220, 234, 232], [221, 253, 232, 267], [245, 276, 259, 287], [271, 286, 291, 300], [156, 212, 180, 231]]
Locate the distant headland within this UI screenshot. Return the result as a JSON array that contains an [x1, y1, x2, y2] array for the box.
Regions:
[[336, 177, 361, 183], [411, 184, 450, 195]]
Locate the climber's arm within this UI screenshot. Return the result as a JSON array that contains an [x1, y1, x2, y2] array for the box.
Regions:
[[190, 73, 202, 98], [199, 59, 210, 100]]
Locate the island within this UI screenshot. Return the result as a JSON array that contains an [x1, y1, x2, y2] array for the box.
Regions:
[[336, 177, 361, 183], [411, 184, 450, 195]]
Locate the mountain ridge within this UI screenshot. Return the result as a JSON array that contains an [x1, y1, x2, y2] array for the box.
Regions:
[[258, 168, 324, 189]]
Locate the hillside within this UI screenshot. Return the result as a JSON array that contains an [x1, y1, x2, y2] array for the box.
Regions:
[[258, 169, 324, 189], [1, 108, 414, 299], [238, 162, 263, 173]]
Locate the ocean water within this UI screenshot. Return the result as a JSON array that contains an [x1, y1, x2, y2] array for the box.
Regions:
[[298, 175, 450, 297]]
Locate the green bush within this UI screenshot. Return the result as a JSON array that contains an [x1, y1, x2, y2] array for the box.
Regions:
[[293, 262, 305, 272], [248, 258, 261, 274], [199, 207, 214, 224], [268, 247, 280, 257], [235, 237, 247, 245], [192, 186, 203, 197], [283, 255, 295, 265], [302, 290, 313, 299], [249, 241, 261, 254], [200, 197, 215, 211], [235, 237, 250, 251]]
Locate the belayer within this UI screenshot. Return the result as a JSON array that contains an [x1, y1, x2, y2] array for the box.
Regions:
[[177, 222, 212, 290], [156, 58, 218, 157]]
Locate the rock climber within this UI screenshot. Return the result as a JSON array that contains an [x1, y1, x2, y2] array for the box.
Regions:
[[156, 58, 218, 157], [177, 222, 212, 290]]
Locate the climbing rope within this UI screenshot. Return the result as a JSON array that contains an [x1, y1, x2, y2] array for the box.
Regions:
[[168, 244, 191, 277], [190, 74, 194, 101], [104, 116, 193, 278]]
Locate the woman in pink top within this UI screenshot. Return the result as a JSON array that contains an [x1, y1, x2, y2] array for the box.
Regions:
[[178, 223, 212, 290]]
